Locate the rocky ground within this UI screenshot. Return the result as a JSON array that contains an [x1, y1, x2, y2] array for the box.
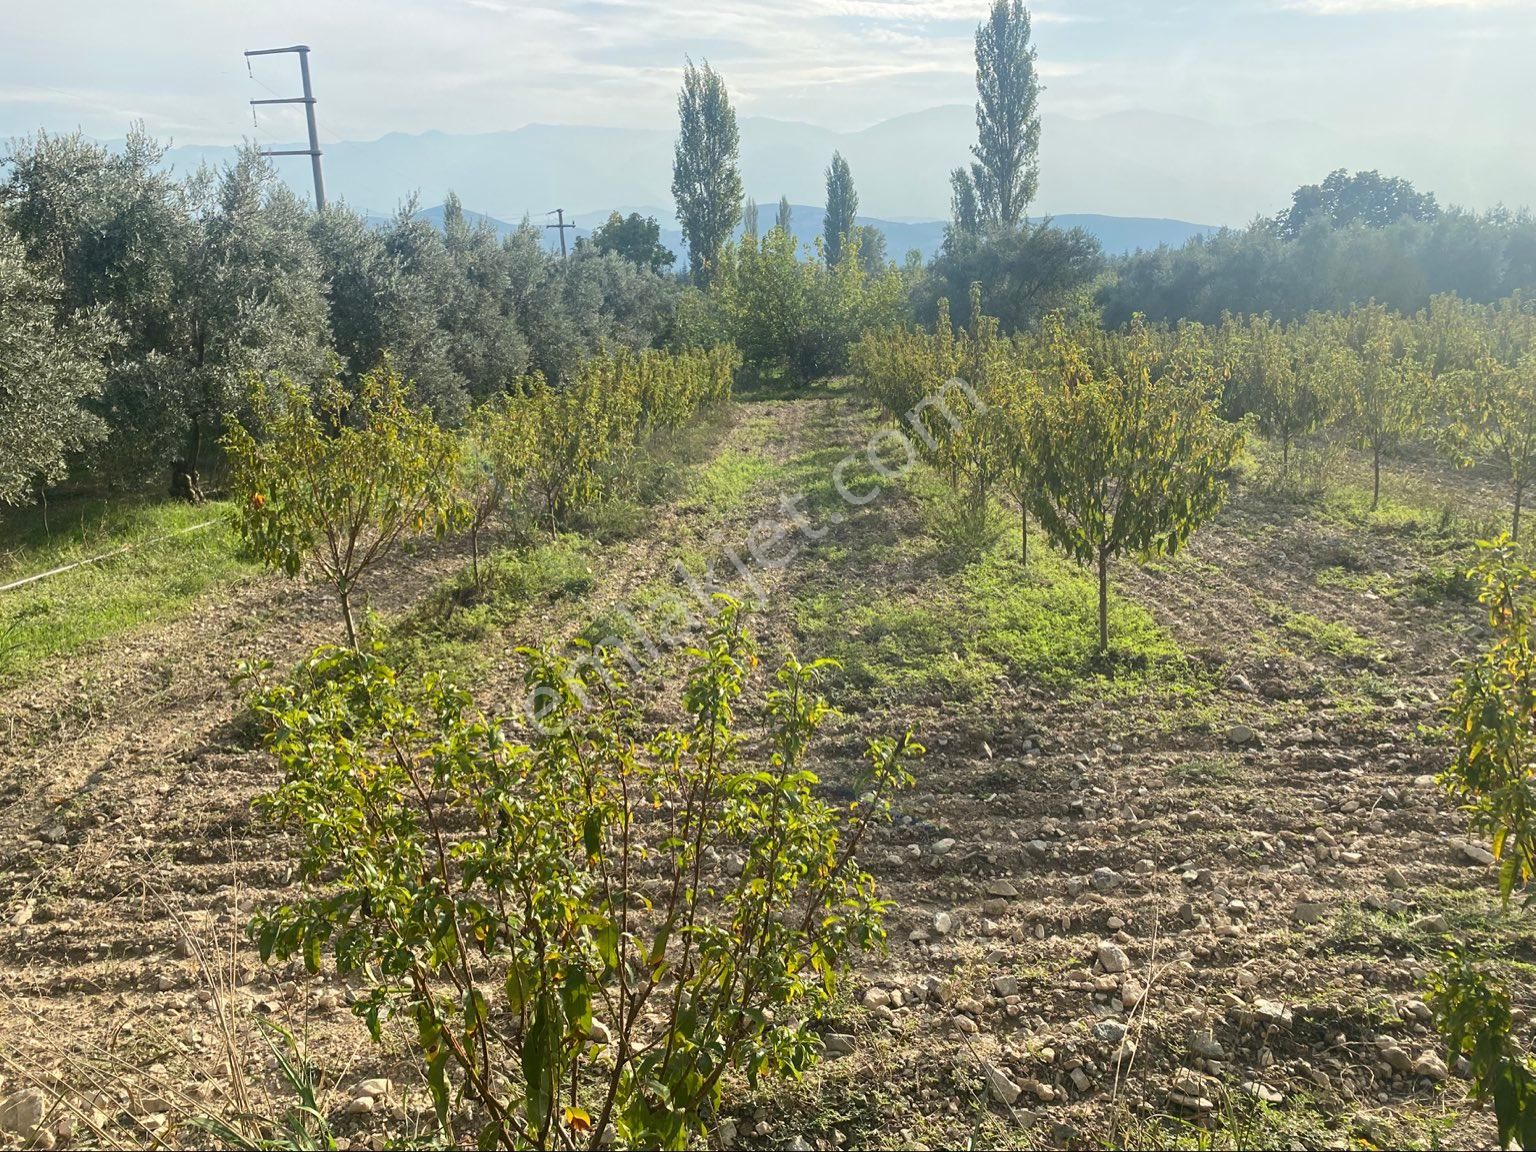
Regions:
[[0, 389, 1524, 1150]]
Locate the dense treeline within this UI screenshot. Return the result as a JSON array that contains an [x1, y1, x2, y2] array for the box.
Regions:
[[1100, 171, 1536, 327], [0, 130, 694, 501], [4, 0, 1535, 526]]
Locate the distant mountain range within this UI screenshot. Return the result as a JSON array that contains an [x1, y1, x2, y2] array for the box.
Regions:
[[399, 201, 1219, 263], [111, 102, 1536, 232]]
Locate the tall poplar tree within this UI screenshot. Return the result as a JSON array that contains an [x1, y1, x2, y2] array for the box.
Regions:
[[966, 0, 1042, 230], [672, 58, 743, 284], [776, 196, 793, 236], [823, 151, 858, 266]]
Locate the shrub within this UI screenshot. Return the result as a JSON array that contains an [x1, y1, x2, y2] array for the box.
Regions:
[[247, 599, 921, 1150], [1428, 536, 1536, 1149], [225, 364, 464, 647]]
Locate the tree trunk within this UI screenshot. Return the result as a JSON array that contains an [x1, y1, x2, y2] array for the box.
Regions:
[[1515, 480, 1525, 542], [471, 526, 481, 591], [1097, 548, 1110, 656], [339, 583, 359, 650], [1371, 444, 1381, 512], [1281, 437, 1290, 485]]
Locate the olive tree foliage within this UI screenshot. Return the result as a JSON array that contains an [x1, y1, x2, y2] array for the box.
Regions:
[[2, 133, 330, 480], [822, 151, 859, 268], [672, 58, 743, 284], [0, 226, 112, 505], [312, 199, 680, 421], [224, 365, 464, 648], [168, 151, 333, 469], [1, 128, 180, 476], [247, 600, 920, 1151], [950, 0, 1042, 234], [1030, 318, 1244, 653]]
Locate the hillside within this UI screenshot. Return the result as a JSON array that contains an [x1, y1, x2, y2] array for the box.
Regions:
[[155, 105, 1391, 228], [399, 202, 1218, 262]]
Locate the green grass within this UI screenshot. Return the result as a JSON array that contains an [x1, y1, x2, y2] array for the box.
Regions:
[[383, 536, 597, 678], [677, 431, 778, 519], [792, 473, 1199, 707], [0, 496, 255, 682], [1168, 754, 1251, 787], [1256, 598, 1383, 664]]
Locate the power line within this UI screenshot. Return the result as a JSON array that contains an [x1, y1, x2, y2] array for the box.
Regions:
[[243, 44, 326, 211], [546, 208, 575, 257]]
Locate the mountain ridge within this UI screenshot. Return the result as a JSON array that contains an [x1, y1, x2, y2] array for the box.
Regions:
[[403, 202, 1219, 262], [138, 102, 1531, 229]]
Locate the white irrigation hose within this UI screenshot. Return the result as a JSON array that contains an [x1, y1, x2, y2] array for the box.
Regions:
[[0, 518, 222, 595]]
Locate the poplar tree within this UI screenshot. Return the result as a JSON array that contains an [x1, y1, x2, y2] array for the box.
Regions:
[[949, 168, 980, 239], [776, 196, 793, 236], [823, 151, 858, 267], [968, 0, 1042, 229], [672, 58, 743, 284]]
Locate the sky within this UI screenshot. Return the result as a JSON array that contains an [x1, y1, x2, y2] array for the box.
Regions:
[[2, 0, 1532, 217]]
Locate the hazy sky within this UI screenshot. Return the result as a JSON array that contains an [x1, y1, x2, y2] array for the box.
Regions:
[[2, 0, 1532, 211]]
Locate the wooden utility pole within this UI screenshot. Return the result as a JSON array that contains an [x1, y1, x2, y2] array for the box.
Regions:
[[245, 44, 327, 211], [546, 208, 575, 257]]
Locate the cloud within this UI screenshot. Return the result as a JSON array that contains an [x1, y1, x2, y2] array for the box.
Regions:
[[1279, 0, 1520, 11]]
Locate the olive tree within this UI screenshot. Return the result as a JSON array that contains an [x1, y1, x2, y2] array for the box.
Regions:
[[0, 228, 112, 506]]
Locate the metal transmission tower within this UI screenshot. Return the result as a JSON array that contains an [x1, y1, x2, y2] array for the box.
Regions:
[[546, 208, 575, 257], [244, 44, 327, 211]]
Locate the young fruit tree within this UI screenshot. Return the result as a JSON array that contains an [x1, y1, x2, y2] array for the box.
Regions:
[[459, 394, 538, 590], [1337, 304, 1424, 511], [246, 599, 921, 1151], [1430, 537, 1536, 1149], [1032, 318, 1245, 654], [224, 364, 464, 647], [1443, 303, 1536, 539], [1226, 313, 1334, 487]]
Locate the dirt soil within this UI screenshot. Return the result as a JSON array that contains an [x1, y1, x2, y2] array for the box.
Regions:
[[0, 392, 1522, 1151]]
